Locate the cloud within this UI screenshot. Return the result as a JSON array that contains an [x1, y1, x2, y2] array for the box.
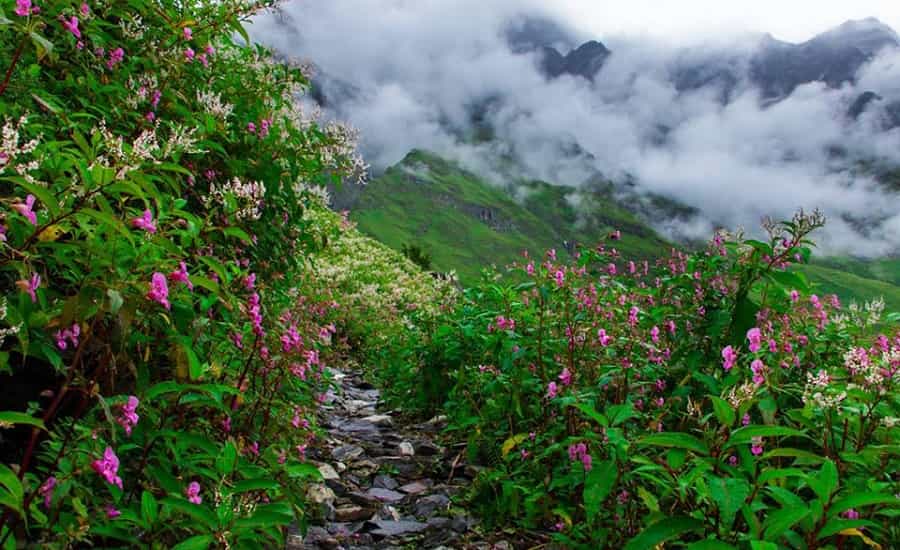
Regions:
[[249, 0, 900, 257]]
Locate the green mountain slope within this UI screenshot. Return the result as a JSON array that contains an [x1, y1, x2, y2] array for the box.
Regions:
[[345, 149, 900, 312], [349, 150, 669, 282]]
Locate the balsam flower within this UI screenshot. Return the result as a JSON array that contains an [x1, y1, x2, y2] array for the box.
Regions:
[[91, 447, 123, 489], [39, 476, 56, 508], [14, 0, 31, 17], [185, 481, 202, 504], [61, 16, 81, 39], [17, 272, 40, 303], [130, 210, 157, 233], [12, 194, 37, 225], [116, 396, 139, 435], [147, 272, 170, 309], [169, 261, 193, 290], [746, 327, 762, 353], [721, 345, 737, 371]]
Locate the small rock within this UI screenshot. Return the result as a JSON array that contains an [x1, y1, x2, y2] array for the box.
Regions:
[[361, 414, 393, 427], [493, 541, 512, 550], [413, 494, 451, 517], [416, 441, 441, 456], [366, 487, 405, 503], [450, 515, 470, 533], [332, 445, 364, 462], [350, 459, 380, 477], [306, 484, 336, 520], [373, 474, 399, 490], [398, 441, 415, 456], [366, 519, 428, 537], [426, 516, 451, 529], [334, 505, 373, 522], [399, 480, 430, 495], [318, 463, 340, 481]]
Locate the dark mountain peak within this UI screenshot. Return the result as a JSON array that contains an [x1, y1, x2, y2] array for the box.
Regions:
[[537, 39, 611, 81], [504, 14, 580, 54], [810, 17, 899, 54]]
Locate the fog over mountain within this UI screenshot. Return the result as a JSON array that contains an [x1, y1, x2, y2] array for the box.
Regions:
[[250, 0, 900, 256]]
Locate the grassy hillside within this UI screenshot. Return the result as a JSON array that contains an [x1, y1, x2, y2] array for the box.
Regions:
[[350, 150, 669, 283], [347, 150, 900, 312]]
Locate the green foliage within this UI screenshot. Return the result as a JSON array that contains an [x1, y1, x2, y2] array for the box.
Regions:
[[0, 0, 447, 546], [380, 211, 900, 547]]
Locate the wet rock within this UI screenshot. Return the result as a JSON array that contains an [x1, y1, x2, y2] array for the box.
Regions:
[[365, 519, 429, 537], [349, 459, 380, 477], [450, 514, 471, 533], [399, 480, 431, 495], [337, 419, 381, 435], [361, 414, 393, 427], [366, 487, 405, 503], [332, 445, 364, 462], [318, 463, 340, 481], [306, 484, 336, 520], [334, 505, 374, 522], [373, 474, 399, 490], [426, 516, 451, 529], [398, 441, 415, 456], [301, 526, 337, 547], [413, 494, 451, 517], [416, 440, 441, 456]]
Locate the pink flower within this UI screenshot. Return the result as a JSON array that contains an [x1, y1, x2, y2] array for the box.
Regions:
[[742, 413, 751, 426], [222, 416, 231, 433], [184, 48, 195, 62], [558, 368, 572, 386], [14, 0, 31, 17], [145, 111, 155, 122], [185, 481, 202, 504], [610, 230, 621, 240], [105, 505, 121, 518], [247, 122, 257, 134], [746, 327, 762, 353], [12, 194, 37, 225], [650, 326, 660, 344], [168, 261, 193, 290], [91, 447, 123, 489], [597, 328, 611, 347], [546, 381, 558, 399], [205, 44, 215, 56], [17, 272, 40, 303], [61, 16, 81, 38], [131, 210, 157, 233], [790, 290, 799, 302], [843, 509, 860, 520], [525, 262, 535, 276], [750, 359, 766, 385], [54, 323, 80, 350], [198, 53, 208, 68], [116, 396, 139, 436], [80, 3, 89, 15], [106, 47, 124, 69], [721, 345, 737, 371], [151, 90, 161, 108], [39, 477, 56, 508], [244, 273, 256, 290], [750, 436, 764, 456], [183, 27, 192, 40], [147, 272, 170, 309], [554, 269, 565, 287]]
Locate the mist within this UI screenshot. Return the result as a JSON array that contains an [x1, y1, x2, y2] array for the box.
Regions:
[[249, 0, 900, 257]]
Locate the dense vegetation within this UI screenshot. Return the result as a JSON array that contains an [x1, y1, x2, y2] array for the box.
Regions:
[[0, 0, 450, 546], [1, 0, 897, 548]]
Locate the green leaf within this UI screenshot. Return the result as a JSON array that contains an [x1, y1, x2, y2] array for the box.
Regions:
[[638, 432, 709, 455], [763, 505, 809, 541], [724, 425, 808, 449], [171, 535, 213, 550], [11, 179, 60, 217], [230, 478, 280, 494], [0, 411, 46, 430], [687, 541, 737, 550], [78, 209, 134, 242], [807, 460, 838, 502], [709, 396, 735, 427], [232, 502, 294, 530], [0, 465, 23, 515], [0, 9, 12, 26], [223, 227, 253, 244], [608, 401, 638, 426], [160, 497, 218, 530], [583, 460, 617, 520], [29, 32, 53, 61], [829, 492, 898, 518], [141, 491, 158, 525], [286, 463, 323, 480], [107, 289, 124, 315], [216, 441, 238, 475], [179, 340, 205, 380], [708, 477, 750, 530], [570, 402, 609, 427], [624, 517, 704, 550]]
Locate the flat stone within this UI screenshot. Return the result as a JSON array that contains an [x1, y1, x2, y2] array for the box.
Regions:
[[366, 487, 405, 503], [332, 445, 364, 462], [350, 459, 380, 477], [334, 505, 374, 522], [399, 481, 430, 495], [373, 475, 399, 490], [413, 494, 451, 517], [337, 419, 381, 435], [398, 441, 415, 456], [318, 463, 340, 481], [361, 414, 393, 427], [416, 441, 441, 456], [366, 519, 429, 537]]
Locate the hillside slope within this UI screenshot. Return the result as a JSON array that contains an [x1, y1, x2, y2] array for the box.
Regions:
[[348, 150, 670, 283]]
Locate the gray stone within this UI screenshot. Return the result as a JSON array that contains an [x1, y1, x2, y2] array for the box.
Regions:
[[413, 494, 451, 517], [361, 414, 393, 427], [366, 487, 405, 503], [318, 463, 340, 480], [373, 474, 399, 490], [306, 484, 336, 520], [334, 505, 374, 522], [398, 441, 415, 456], [366, 519, 429, 537], [332, 445, 364, 462], [399, 480, 430, 495]]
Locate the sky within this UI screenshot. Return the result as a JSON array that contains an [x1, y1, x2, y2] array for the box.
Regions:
[[250, 0, 900, 256], [555, 0, 900, 42]]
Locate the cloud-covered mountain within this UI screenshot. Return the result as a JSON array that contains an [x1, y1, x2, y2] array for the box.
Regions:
[[249, 1, 900, 257]]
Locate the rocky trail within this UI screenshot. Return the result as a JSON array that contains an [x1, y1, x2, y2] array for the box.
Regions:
[[286, 369, 543, 549]]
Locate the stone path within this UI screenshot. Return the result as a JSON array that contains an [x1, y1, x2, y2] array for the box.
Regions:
[[286, 369, 545, 549]]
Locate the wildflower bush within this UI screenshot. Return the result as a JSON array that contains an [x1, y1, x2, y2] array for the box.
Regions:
[[0, 0, 441, 546], [385, 212, 900, 548]]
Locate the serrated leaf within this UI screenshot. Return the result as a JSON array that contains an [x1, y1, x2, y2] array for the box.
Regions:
[[763, 505, 809, 540], [708, 477, 750, 530], [624, 517, 704, 550], [141, 491, 158, 525], [583, 460, 616, 520]]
